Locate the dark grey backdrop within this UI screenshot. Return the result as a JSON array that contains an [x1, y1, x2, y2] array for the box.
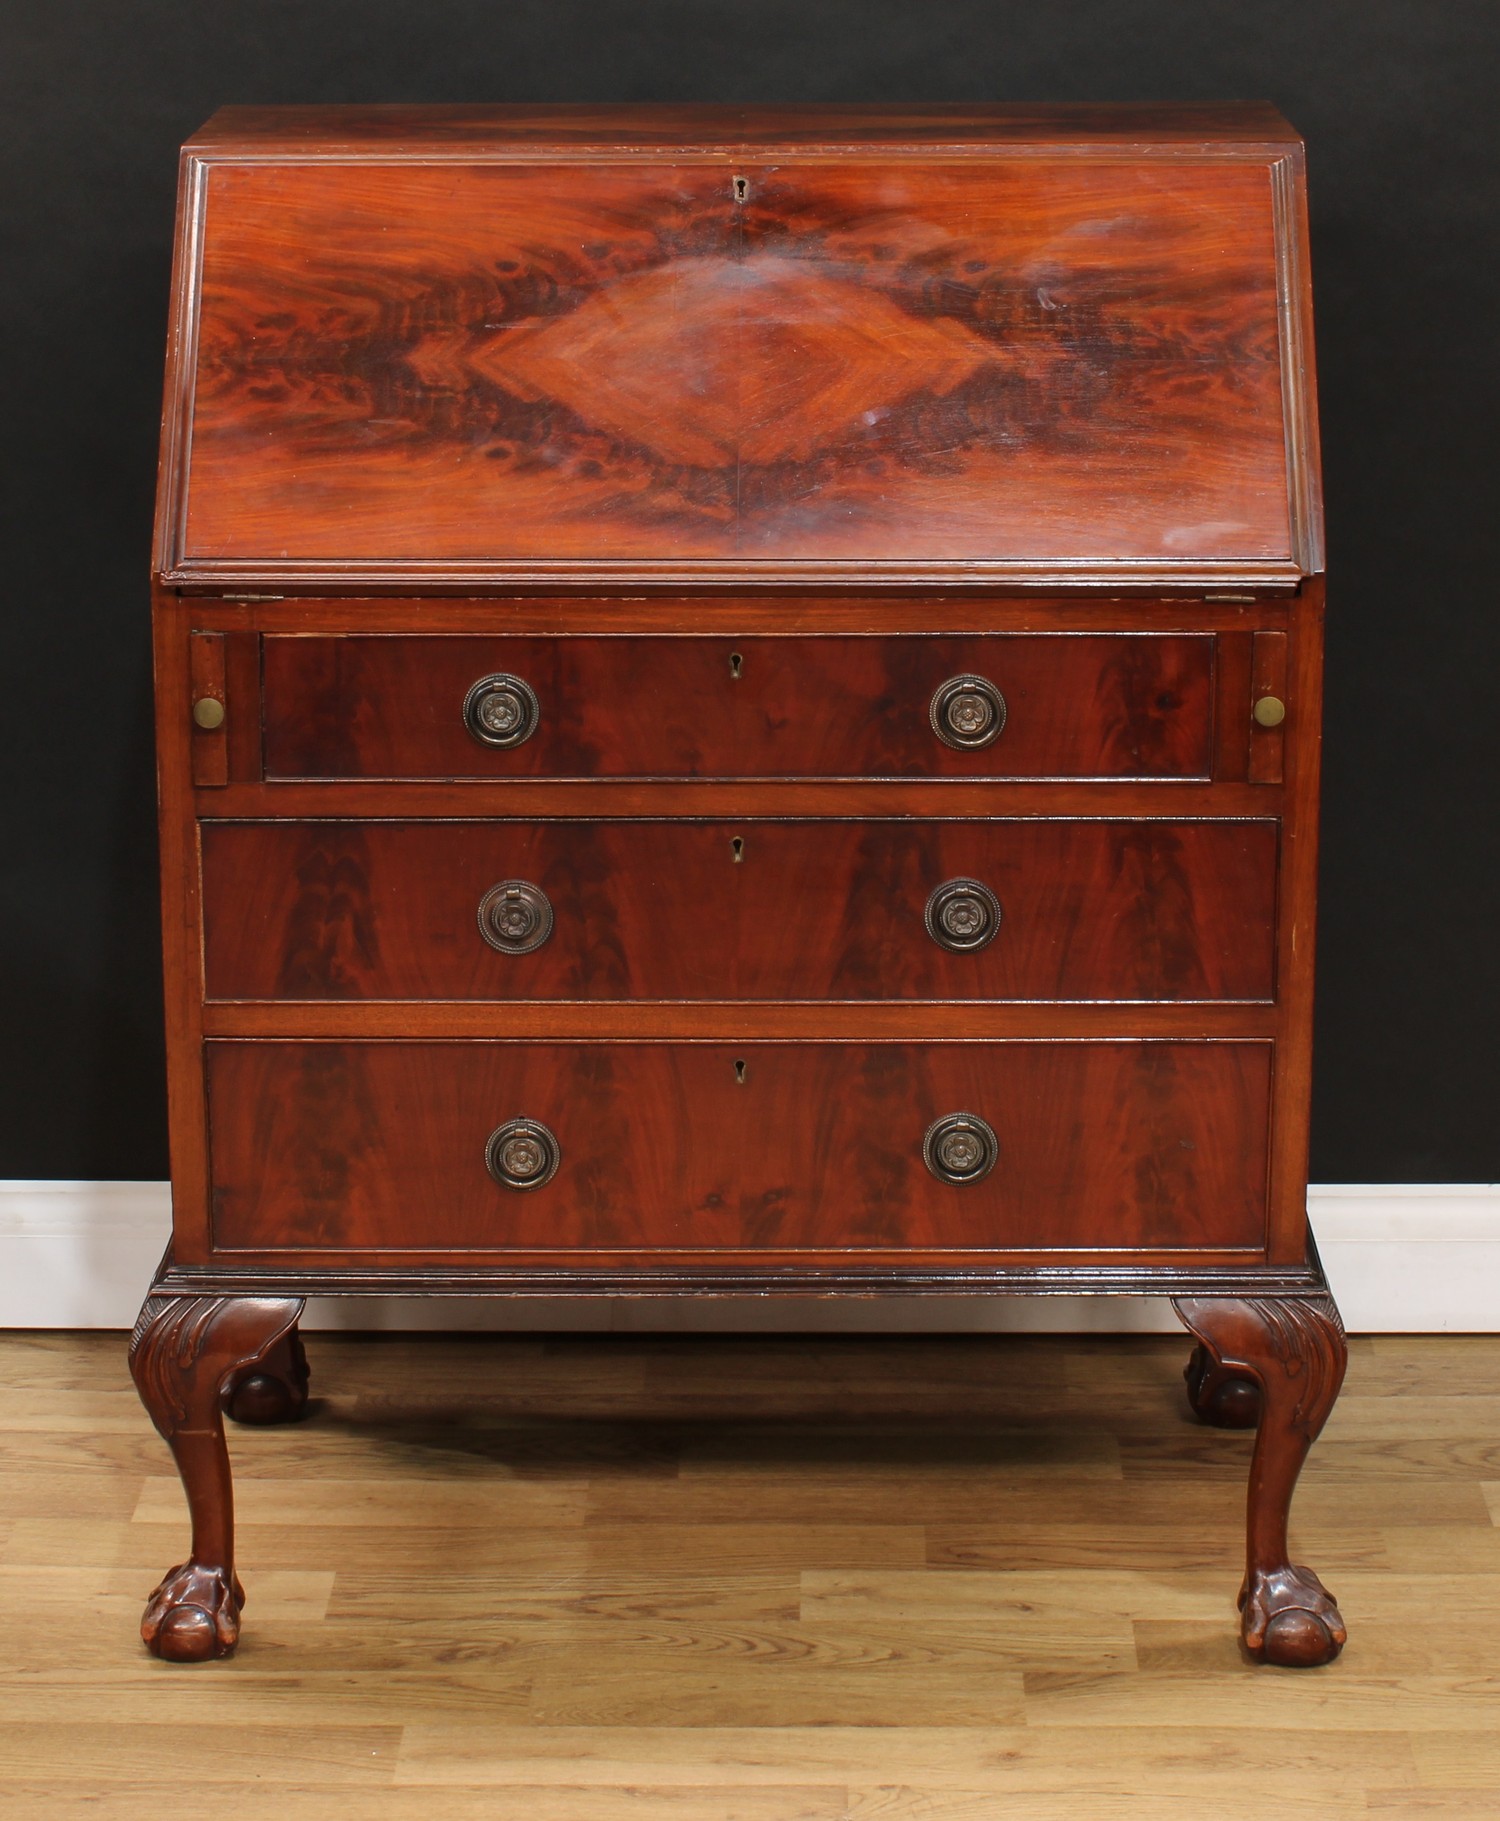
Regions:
[[3, 2, 1497, 1181]]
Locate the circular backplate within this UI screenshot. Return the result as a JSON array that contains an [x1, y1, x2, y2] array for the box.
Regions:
[[922, 1111, 999, 1185], [463, 672, 540, 748], [485, 1117, 561, 1190], [478, 880, 554, 955], [930, 674, 1007, 751], [924, 878, 1002, 953]]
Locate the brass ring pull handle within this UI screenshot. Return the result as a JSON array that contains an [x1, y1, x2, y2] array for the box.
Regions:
[[924, 878, 1002, 953], [930, 674, 1006, 750], [477, 880, 554, 955], [922, 1112, 999, 1185], [463, 672, 540, 748], [485, 1118, 560, 1190]]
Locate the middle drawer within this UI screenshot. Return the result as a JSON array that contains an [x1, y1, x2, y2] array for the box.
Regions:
[[201, 818, 1277, 1002]]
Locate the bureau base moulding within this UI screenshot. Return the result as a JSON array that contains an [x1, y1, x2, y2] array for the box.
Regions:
[[3, 1181, 1495, 1333]]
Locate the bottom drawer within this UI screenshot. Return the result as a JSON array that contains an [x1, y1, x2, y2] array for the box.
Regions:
[[205, 1040, 1271, 1261]]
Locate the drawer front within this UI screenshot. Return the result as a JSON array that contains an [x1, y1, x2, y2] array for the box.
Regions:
[[261, 634, 1214, 781], [202, 819, 1277, 1003], [205, 1040, 1271, 1258]]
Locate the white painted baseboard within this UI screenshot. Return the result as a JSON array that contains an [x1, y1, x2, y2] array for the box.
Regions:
[[0, 1180, 1495, 1333]]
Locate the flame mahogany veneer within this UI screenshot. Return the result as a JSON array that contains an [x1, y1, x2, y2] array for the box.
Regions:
[[200, 818, 1278, 1004], [260, 634, 1216, 781], [137, 105, 1344, 1670], [203, 1039, 1273, 1259]]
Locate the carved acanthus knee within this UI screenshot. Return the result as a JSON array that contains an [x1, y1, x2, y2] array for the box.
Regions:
[[129, 1292, 304, 1661], [1172, 1289, 1348, 1668]]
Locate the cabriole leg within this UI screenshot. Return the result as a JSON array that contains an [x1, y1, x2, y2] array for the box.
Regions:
[[1171, 1289, 1348, 1667], [129, 1293, 304, 1662]]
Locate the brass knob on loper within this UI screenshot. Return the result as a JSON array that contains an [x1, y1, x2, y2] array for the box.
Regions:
[[1252, 695, 1286, 729], [192, 697, 225, 730]]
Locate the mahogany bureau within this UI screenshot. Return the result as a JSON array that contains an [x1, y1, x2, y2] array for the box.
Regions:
[[136, 103, 1345, 1669]]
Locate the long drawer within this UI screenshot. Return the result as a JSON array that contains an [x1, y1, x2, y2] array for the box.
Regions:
[[260, 633, 1215, 781], [201, 818, 1277, 1002], [204, 1040, 1271, 1258]]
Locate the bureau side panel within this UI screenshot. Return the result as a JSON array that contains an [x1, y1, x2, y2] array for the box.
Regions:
[[152, 591, 212, 1263], [1265, 578, 1324, 1264]]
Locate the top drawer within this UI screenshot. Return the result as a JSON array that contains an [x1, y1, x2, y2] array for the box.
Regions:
[[262, 634, 1213, 782]]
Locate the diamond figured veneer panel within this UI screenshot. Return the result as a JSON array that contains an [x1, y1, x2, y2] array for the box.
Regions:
[[172, 156, 1295, 575]]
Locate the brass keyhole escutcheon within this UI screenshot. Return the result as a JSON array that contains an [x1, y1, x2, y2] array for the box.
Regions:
[[923, 1112, 999, 1185], [477, 880, 553, 955], [930, 675, 1007, 750], [924, 878, 1002, 953], [463, 672, 540, 748], [1253, 695, 1287, 728], [731, 836, 745, 863], [485, 1117, 561, 1190], [192, 697, 225, 730], [734, 1058, 747, 1084], [729, 651, 743, 678]]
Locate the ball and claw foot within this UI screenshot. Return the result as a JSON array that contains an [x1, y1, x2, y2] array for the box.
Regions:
[[141, 1561, 246, 1662], [1240, 1564, 1346, 1667], [1184, 1342, 1261, 1429]]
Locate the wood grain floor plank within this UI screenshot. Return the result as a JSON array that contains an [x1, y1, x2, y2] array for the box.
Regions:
[[325, 1573, 802, 1629], [395, 1720, 1419, 1788], [801, 1567, 1225, 1624], [924, 1520, 1389, 1573], [131, 1475, 591, 1528], [1365, 1796, 1500, 1819], [1134, 1614, 1500, 1677], [0, 1791, 847, 1821], [843, 1793, 1372, 1819], [1021, 1668, 1500, 1731], [1380, 1523, 1500, 1571], [0, 1564, 334, 1623], [577, 1522, 930, 1573], [1409, 1730, 1500, 1786], [2, 1332, 1498, 1811], [0, 1721, 402, 1785], [522, 1661, 1029, 1728]]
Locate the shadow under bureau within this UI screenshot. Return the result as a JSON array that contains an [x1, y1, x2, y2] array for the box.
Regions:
[[136, 103, 1343, 1669]]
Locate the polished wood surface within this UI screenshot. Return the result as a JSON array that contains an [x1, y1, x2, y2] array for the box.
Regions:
[[200, 595, 1293, 634], [188, 101, 1310, 149], [261, 633, 1215, 782], [204, 779, 1283, 819], [188, 631, 228, 787], [1174, 1292, 1349, 1666], [6, 1330, 1500, 1812], [202, 1039, 1272, 1262], [142, 105, 1334, 1669], [156, 107, 1319, 589], [129, 1294, 304, 1659], [200, 817, 1278, 1004]]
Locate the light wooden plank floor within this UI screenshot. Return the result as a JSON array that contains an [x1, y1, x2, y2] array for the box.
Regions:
[[2, 1329, 1499, 1818]]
